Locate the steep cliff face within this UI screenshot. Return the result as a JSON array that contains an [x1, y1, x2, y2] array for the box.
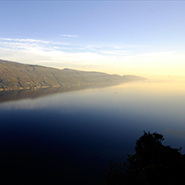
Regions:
[[0, 59, 146, 91]]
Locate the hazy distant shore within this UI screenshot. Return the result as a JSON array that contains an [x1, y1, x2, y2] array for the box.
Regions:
[[0, 59, 146, 92]]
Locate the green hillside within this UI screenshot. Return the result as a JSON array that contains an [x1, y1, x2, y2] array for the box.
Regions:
[[0, 59, 146, 91]]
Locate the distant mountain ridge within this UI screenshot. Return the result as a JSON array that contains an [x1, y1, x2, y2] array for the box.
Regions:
[[0, 59, 146, 91]]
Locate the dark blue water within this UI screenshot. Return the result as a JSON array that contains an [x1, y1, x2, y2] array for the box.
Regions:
[[0, 81, 185, 184]]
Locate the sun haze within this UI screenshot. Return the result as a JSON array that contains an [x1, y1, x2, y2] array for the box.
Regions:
[[0, 1, 185, 80]]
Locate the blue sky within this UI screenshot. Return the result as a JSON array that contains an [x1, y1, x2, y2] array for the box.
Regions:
[[0, 1, 185, 79]]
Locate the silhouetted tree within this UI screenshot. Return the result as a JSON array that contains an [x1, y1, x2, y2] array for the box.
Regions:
[[103, 131, 185, 185]]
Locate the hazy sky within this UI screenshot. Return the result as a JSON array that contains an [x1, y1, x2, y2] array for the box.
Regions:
[[0, 1, 185, 79]]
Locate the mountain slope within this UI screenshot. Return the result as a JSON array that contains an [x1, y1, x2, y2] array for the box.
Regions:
[[0, 59, 146, 91]]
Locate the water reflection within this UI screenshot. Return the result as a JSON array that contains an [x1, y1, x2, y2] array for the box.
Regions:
[[0, 84, 109, 104], [0, 81, 185, 184]]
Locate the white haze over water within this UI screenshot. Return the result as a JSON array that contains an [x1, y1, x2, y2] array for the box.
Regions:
[[1, 81, 185, 184]]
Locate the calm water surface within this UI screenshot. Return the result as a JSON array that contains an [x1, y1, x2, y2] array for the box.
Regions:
[[0, 81, 185, 184]]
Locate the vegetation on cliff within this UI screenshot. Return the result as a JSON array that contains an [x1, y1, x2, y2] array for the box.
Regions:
[[103, 131, 185, 185]]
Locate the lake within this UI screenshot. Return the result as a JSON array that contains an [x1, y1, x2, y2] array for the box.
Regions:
[[0, 80, 185, 184]]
